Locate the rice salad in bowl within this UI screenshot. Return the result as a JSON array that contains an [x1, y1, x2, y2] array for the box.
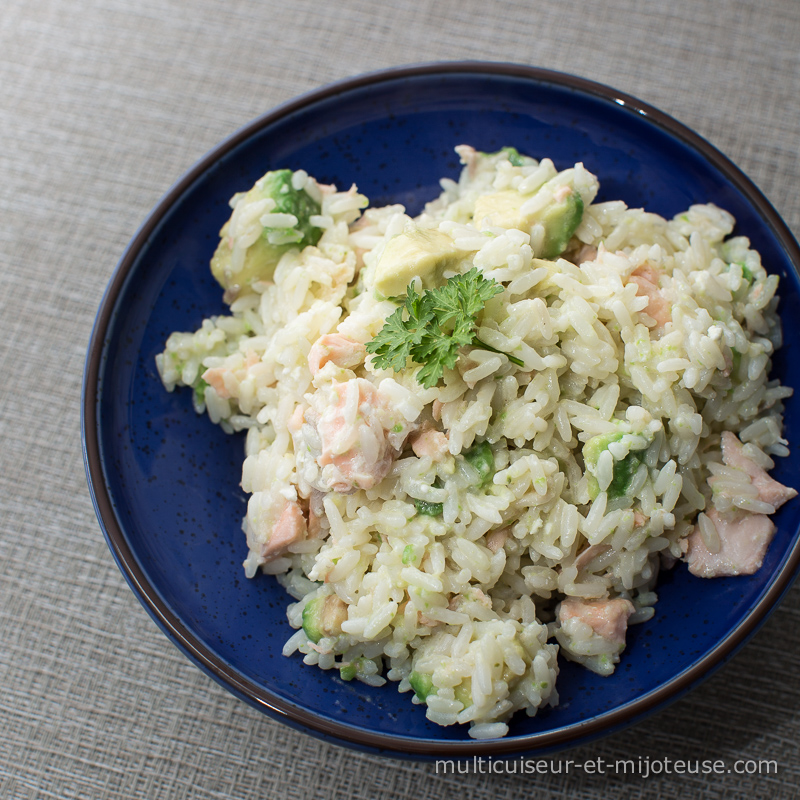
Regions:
[[156, 145, 795, 740]]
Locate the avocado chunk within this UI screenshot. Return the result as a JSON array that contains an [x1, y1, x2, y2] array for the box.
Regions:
[[539, 189, 584, 259], [302, 594, 348, 644], [408, 670, 436, 701], [582, 432, 623, 467], [607, 451, 643, 500], [472, 183, 584, 259], [473, 189, 528, 230], [302, 596, 326, 644], [583, 431, 648, 500], [409, 671, 473, 708], [401, 544, 417, 564], [192, 377, 208, 409], [211, 169, 323, 296], [373, 228, 464, 297], [498, 146, 526, 167], [413, 498, 443, 517], [453, 679, 472, 708], [582, 432, 624, 500], [462, 440, 494, 488]]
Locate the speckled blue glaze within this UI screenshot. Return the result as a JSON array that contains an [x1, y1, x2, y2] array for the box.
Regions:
[[83, 64, 800, 758]]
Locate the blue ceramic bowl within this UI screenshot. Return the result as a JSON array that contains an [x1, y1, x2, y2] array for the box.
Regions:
[[82, 63, 800, 758]]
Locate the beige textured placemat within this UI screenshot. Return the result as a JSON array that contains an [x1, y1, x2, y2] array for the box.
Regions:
[[2, 0, 800, 797]]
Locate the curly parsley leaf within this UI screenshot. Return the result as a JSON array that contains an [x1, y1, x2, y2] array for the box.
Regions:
[[366, 267, 523, 388], [413, 321, 465, 388], [364, 283, 433, 372], [428, 268, 504, 326]]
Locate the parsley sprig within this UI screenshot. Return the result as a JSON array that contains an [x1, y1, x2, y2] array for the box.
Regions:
[[365, 268, 524, 388]]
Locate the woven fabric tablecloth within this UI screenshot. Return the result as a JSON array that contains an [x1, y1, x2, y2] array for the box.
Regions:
[[3, 1, 800, 797]]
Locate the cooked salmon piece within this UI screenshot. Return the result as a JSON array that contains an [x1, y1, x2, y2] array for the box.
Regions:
[[686, 508, 775, 578], [557, 597, 635, 647], [628, 263, 672, 329], [246, 496, 307, 563], [307, 333, 365, 376], [718, 431, 796, 510], [411, 429, 449, 461]]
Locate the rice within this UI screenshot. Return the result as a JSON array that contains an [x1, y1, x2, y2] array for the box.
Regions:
[[156, 145, 794, 738]]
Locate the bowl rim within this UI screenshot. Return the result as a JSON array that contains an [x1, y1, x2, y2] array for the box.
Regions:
[[82, 60, 800, 758]]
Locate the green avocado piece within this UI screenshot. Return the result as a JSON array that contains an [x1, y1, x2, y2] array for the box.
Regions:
[[210, 169, 322, 295], [373, 228, 464, 297], [409, 671, 472, 707], [210, 231, 274, 293], [731, 349, 742, 378], [484, 146, 529, 167], [454, 679, 472, 708], [473, 189, 527, 229], [303, 594, 348, 644], [500, 147, 525, 167], [608, 451, 643, 500], [583, 432, 624, 468], [583, 432, 647, 500], [463, 441, 495, 488], [473, 183, 584, 260], [413, 498, 443, 517], [302, 596, 325, 644], [262, 169, 323, 245], [339, 662, 358, 681], [539, 189, 584, 259], [723, 261, 754, 284], [582, 432, 624, 500], [192, 377, 208, 407], [409, 670, 436, 701]]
